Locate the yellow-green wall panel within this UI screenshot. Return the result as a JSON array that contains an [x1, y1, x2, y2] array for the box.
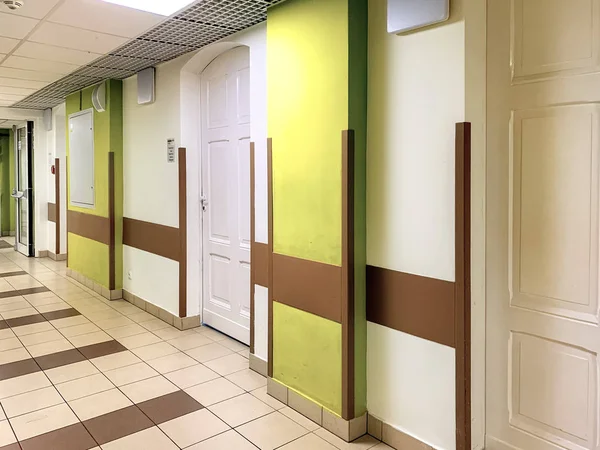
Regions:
[[268, 0, 348, 266], [67, 233, 109, 286], [273, 302, 342, 415]]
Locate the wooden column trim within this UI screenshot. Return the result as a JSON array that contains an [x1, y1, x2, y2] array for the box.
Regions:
[[341, 129, 355, 420], [267, 138, 273, 378], [455, 122, 471, 450], [108, 153, 115, 291], [55, 157, 60, 256], [250, 142, 255, 354], [178, 148, 187, 319]]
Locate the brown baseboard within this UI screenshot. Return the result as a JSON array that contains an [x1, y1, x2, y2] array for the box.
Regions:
[[66, 268, 122, 301], [249, 353, 267, 377], [122, 289, 200, 331], [48, 251, 67, 261]]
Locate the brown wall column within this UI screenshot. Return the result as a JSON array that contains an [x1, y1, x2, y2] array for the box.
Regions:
[[55, 157, 60, 255], [178, 148, 187, 319]]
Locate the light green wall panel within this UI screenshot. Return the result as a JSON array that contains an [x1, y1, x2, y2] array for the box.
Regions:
[[273, 302, 342, 415], [67, 233, 109, 286]]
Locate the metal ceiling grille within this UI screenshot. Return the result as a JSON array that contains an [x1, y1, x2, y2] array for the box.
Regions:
[[13, 0, 284, 110]]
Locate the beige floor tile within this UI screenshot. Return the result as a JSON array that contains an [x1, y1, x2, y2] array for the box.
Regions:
[[195, 327, 228, 342], [146, 352, 198, 374], [69, 388, 132, 421], [280, 407, 320, 432], [164, 364, 220, 389], [120, 375, 179, 404], [1, 386, 64, 418], [10, 403, 79, 441], [26, 293, 63, 306], [2, 307, 38, 319], [13, 321, 54, 336], [68, 330, 113, 347], [0, 337, 22, 352], [0, 296, 25, 306], [115, 305, 143, 316], [152, 327, 195, 341], [0, 347, 31, 365], [51, 315, 91, 329], [59, 322, 101, 337], [94, 316, 134, 330], [140, 319, 170, 332], [205, 353, 249, 376], [236, 412, 309, 450], [251, 386, 286, 410], [159, 409, 230, 448], [27, 338, 74, 357], [187, 429, 258, 450], [0, 300, 30, 313], [101, 426, 178, 450], [85, 310, 122, 323], [19, 329, 63, 346], [105, 323, 147, 339], [131, 342, 179, 361], [118, 332, 162, 349], [313, 429, 381, 450], [0, 329, 15, 340], [45, 360, 99, 384], [0, 280, 16, 293], [280, 433, 338, 449], [219, 337, 249, 353], [370, 444, 394, 449], [167, 334, 213, 351], [209, 393, 274, 427], [104, 362, 159, 386], [127, 311, 156, 323], [226, 369, 267, 392], [90, 350, 141, 372], [239, 349, 250, 359], [0, 419, 17, 446], [56, 373, 114, 401], [35, 302, 72, 313], [0, 372, 51, 400], [185, 377, 244, 406], [185, 343, 233, 363]]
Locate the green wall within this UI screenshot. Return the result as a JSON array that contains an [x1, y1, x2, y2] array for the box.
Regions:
[[0, 130, 16, 235], [66, 80, 123, 289], [268, 0, 367, 418]]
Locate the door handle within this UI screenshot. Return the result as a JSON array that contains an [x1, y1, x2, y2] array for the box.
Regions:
[[201, 196, 209, 212], [10, 189, 23, 199]]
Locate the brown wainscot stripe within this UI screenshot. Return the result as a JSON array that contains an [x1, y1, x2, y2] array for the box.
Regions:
[[272, 253, 342, 324], [55, 157, 61, 256], [47, 203, 56, 223], [83, 405, 153, 445], [123, 218, 180, 261], [178, 147, 187, 318], [137, 390, 203, 425], [253, 242, 269, 288], [366, 265, 455, 348], [67, 210, 110, 245], [19, 423, 96, 450]]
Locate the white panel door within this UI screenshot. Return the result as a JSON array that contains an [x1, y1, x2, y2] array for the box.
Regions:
[[487, 2, 600, 450], [201, 46, 251, 344]]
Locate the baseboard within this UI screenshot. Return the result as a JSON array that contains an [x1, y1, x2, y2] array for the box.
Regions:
[[122, 289, 200, 330], [367, 414, 435, 450], [249, 353, 267, 377], [267, 377, 367, 442], [66, 268, 122, 301], [48, 251, 67, 261], [38, 250, 48, 258]]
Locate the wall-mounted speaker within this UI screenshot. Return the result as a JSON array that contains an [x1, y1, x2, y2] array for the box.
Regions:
[[92, 82, 106, 113], [388, 0, 450, 34], [137, 67, 155, 105], [43, 108, 52, 131]]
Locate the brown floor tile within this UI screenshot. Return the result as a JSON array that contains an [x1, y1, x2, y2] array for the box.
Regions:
[[19, 423, 97, 450], [0, 358, 40, 381], [35, 349, 86, 371], [0, 321, 9, 330], [42, 308, 80, 321], [6, 314, 46, 328], [78, 340, 127, 360], [0, 272, 27, 279], [137, 390, 204, 425], [0, 287, 50, 299], [0, 443, 20, 450], [83, 405, 153, 445]]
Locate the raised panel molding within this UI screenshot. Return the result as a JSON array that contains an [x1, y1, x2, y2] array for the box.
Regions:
[[510, 332, 597, 450], [512, 0, 600, 81], [511, 104, 600, 323]]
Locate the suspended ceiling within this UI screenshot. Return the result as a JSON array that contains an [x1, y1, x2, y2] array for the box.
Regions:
[[0, 0, 283, 110]]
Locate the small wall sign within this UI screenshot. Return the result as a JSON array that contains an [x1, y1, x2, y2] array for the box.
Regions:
[[167, 139, 176, 163]]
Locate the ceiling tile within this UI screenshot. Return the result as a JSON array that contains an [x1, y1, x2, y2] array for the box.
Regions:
[[4, 0, 62, 19], [14, 42, 102, 65], [3, 55, 80, 75], [0, 12, 39, 40], [49, 0, 164, 38], [0, 77, 48, 89], [0, 86, 36, 96], [0, 93, 24, 101], [0, 37, 19, 54], [0, 67, 61, 83], [28, 22, 128, 54], [0, 100, 14, 107]]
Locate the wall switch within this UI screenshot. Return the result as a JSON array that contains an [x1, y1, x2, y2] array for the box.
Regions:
[[128, 271, 133, 280]]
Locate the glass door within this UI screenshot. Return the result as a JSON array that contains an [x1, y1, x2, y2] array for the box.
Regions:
[[12, 122, 33, 256]]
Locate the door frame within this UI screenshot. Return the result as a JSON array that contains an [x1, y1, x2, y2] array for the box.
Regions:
[[13, 121, 35, 257]]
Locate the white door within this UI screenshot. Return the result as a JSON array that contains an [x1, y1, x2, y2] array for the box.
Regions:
[[12, 122, 33, 256], [487, 2, 600, 450], [201, 46, 251, 344]]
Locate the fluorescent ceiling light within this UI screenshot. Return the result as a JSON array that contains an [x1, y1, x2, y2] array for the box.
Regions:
[[101, 0, 196, 16]]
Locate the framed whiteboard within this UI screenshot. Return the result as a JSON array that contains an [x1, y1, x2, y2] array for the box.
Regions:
[[388, 0, 450, 34], [69, 109, 95, 208]]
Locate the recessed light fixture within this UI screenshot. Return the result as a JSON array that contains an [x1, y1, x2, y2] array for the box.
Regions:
[[101, 0, 196, 16]]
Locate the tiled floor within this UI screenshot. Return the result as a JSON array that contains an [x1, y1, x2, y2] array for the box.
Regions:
[[0, 238, 391, 450]]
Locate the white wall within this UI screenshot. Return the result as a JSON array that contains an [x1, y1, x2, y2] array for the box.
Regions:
[[366, 0, 464, 448], [46, 103, 67, 256]]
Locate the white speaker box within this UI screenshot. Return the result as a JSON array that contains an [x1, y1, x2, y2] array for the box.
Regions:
[[138, 67, 156, 105]]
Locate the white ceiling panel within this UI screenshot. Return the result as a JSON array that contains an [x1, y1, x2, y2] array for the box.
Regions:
[[49, 0, 164, 38], [0, 67, 61, 83], [0, 12, 39, 40], [2, 55, 80, 75], [0, 37, 19, 54], [0, 77, 48, 89], [5, 0, 63, 19], [28, 22, 128, 54], [0, 93, 25, 101], [14, 42, 102, 66], [0, 101, 14, 107], [0, 86, 36, 96]]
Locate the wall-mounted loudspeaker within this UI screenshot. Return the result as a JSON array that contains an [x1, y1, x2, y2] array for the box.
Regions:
[[137, 67, 155, 105], [92, 82, 106, 113], [43, 108, 52, 131]]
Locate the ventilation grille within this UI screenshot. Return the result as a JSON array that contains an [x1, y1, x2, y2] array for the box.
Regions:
[[13, 0, 284, 110]]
